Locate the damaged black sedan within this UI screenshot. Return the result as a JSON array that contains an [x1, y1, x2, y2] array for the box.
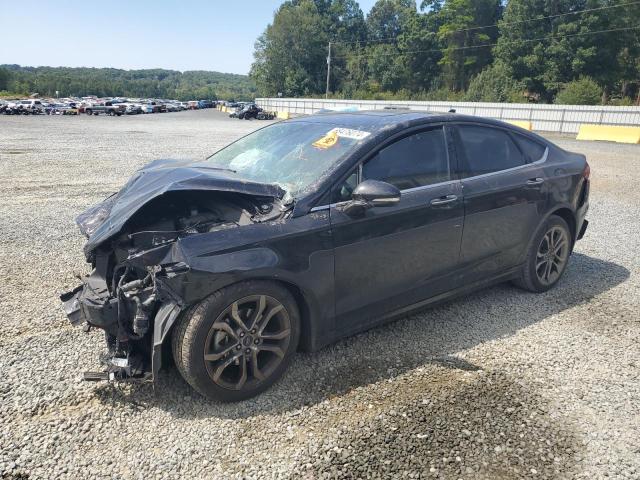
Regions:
[[61, 111, 590, 401]]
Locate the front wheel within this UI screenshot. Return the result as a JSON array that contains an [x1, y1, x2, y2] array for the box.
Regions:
[[514, 215, 572, 292], [171, 281, 300, 402]]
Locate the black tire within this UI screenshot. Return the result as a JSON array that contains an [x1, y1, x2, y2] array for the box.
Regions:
[[85, 109, 92, 115], [514, 215, 572, 293], [171, 280, 300, 402]]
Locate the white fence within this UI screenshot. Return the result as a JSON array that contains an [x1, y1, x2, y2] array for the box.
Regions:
[[255, 98, 640, 134]]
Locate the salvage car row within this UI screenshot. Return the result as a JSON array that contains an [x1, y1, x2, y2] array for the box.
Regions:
[[0, 98, 218, 116]]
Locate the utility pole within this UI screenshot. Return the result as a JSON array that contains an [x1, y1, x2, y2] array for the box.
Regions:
[[325, 41, 332, 99]]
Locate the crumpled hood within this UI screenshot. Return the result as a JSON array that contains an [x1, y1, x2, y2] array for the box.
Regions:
[[78, 158, 285, 254]]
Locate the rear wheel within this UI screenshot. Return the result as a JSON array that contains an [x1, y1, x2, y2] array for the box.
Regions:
[[172, 281, 300, 402], [514, 215, 572, 292]]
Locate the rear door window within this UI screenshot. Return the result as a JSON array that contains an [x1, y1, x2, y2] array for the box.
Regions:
[[455, 125, 526, 177], [362, 127, 450, 190]]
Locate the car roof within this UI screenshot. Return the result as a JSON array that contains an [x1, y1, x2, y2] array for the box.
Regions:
[[286, 109, 464, 131], [285, 109, 543, 139], [288, 109, 434, 125]]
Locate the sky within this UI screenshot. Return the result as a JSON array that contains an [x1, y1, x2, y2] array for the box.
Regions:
[[0, 0, 378, 75]]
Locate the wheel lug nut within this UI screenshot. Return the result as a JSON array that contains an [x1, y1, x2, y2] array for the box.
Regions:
[[239, 332, 245, 338], [250, 329, 256, 334], [245, 348, 251, 354], [236, 345, 241, 350], [254, 339, 260, 344]]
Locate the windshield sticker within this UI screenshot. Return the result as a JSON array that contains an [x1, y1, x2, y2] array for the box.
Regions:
[[333, 128, 371, 140], [312, 129, 339, 149], [312, 128, 371, 149]]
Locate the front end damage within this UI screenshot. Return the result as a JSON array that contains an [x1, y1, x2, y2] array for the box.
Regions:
[[60, 160, 289, 382]]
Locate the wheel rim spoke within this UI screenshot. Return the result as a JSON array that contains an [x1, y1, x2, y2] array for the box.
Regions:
[[212, 353, 241, 382], [230, 301, 246, 330], [258, 344, 285, 359], [248, 295, 267, 330], [212, 321, 237, 339], [544, 258, 552, 281], [250, 350, 265, 381], [257, 304, 284, 335], [543, 233, 552, 252], [261, 328, 291, 341], [204, 342, 238, 362], [234, 359, 248, 390]]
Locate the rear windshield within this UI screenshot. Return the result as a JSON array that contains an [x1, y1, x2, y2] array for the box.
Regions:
[[205, 122, 370, 196]]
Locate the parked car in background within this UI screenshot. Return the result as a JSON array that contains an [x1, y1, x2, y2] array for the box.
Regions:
[[230, 103, 262, 120], [63, 103, 80, 115], [125, 104, 143, 115], [85, 102, 126, 116], [19, 99, 45, 113]]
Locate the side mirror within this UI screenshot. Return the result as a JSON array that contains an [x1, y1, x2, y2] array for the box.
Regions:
[[340, 180, 401, 216]]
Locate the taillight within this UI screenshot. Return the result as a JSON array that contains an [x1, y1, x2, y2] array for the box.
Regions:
[[583, 162, 591, 180]]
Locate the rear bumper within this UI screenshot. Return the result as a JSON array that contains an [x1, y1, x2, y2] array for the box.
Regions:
[[577, 219, 589, 240]]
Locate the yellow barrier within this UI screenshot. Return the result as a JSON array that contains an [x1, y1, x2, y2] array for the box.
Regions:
[[505, 120, 532, 131], [576, 124, 640, 144], [276, 111, 290, 120]]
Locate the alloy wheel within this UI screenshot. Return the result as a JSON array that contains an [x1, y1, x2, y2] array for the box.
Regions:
[[203, 295, 291, 391], [535, 226, 569, 286]]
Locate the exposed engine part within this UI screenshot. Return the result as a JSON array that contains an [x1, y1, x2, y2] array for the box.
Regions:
[[132, 294, 156, 336], [112, 191, 276, 258]]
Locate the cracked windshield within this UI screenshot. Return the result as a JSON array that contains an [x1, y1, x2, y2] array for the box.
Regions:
[[206, 122, 369, 195]]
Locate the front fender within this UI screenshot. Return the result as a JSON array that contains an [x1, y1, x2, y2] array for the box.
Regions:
[[151, 301, 183, 379]]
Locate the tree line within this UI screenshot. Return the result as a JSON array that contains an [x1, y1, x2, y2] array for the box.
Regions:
[[250, 0, 640, 105], [0, 65, 257, 101]]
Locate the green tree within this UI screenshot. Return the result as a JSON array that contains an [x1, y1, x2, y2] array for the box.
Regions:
[[366, 0, 416, 40], [399, 6, 443, 92], [436, 0, 502, 91], [493, 0, 639, 102], [465, 62, 524, 102], [554, 76, 602, 104], [251, 0, 328, 96], [0, 68, 10, 91]]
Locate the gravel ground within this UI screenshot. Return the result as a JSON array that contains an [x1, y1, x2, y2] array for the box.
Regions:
[[0, 110, 638, 480]]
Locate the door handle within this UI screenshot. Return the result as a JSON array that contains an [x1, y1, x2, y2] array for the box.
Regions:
[[526, 177, 545, 186], [430, 194, 458, 206]]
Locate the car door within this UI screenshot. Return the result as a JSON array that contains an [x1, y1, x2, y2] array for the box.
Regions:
[[329, 125, 464, 335], [452, 123, 549, 282]]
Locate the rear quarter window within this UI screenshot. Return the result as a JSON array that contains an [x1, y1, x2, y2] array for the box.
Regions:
[[513, 134, 547, 163]]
